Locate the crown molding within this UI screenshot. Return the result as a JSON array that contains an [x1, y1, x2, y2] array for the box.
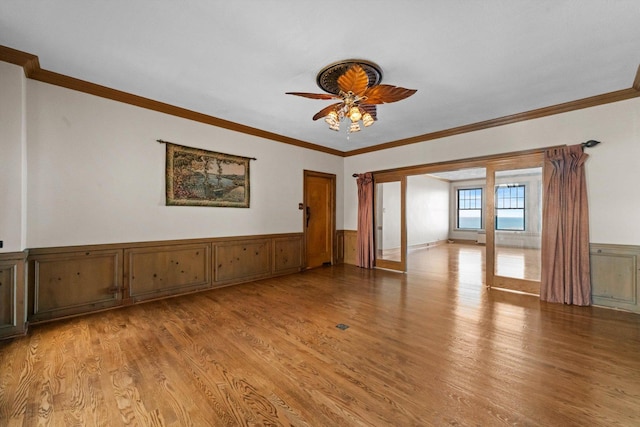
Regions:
[[344, 87, 640, 157], [0, 45, 40, 73], [633, 64, 640, 91], [1, 45, 638, 159], [0, 45, 345, 157]]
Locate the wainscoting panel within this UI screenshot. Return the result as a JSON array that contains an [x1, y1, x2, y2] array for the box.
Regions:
[[22, 233, 303, 328], [29, 249, 123, 322], [335, 230, 345, 264], [591, 243, 640, 313], [0, 265, 14, 327], [343, 230, 358, 265], [214, 238, 272, 284], [126, 243, 211, 302], [0, 251, 27, 339], [273, 236, 303, 275]]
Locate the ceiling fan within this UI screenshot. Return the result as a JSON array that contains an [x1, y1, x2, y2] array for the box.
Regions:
[[286, 60, 417, 133]]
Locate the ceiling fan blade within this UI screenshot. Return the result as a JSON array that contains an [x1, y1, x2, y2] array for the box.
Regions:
[[337, 64, 369, 95], [362, 85, 417, 104], [286, 92, 338, 100], [360, 104, 378, 121], [312, 102, 344, 121]]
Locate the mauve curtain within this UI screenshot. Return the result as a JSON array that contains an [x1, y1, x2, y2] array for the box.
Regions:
[[356, 173, 375, 268], [541, 144, 591, 305]]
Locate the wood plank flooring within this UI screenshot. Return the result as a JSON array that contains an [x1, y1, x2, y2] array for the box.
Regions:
[[410, 242, 541, 283], [1, 244, 639, 426]]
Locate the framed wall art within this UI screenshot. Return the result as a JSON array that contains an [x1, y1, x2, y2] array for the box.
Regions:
[[163, 141, 252, 208]]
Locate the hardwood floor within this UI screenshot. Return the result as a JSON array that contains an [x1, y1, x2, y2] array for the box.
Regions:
[[1, 250, 639, 426], [409, 242, 541, 283]]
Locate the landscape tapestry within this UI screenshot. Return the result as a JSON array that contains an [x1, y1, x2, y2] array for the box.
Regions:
[[165, 142, 250, 207]]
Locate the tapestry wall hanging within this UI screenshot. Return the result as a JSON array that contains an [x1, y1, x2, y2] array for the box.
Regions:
[[163, 141, 252, 208]]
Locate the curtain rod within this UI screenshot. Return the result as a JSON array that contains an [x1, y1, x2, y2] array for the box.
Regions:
[[353, 141, 600, 177], [581, 139, 601, 150], [156, 139, 257, 160]]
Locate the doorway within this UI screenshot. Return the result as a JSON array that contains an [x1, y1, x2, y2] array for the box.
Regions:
[[406, 167, 486, 287], [303, 170, 336, 269], [374, 172, 407, 272], [376, 150, 545, 296], [486, 154, 543, 293]]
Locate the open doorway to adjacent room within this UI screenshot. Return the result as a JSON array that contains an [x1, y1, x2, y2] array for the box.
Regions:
[[378, 153, 544, 294], [406, 168, 488, 288]]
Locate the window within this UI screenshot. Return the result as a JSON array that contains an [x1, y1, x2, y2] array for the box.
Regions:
[[495, 184, 525, 230], [457, 188, 482, 229]]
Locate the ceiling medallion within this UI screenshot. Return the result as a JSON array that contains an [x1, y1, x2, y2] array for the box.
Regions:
[[316, 59, 383, 95], [287, 59, 416, 134]]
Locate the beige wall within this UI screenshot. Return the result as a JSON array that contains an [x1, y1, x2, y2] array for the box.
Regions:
[[344, 97, 640, 246], [3, 59, 640, 251], [0, 62, 26, 252], [407, 175, 449, 246], [12, 75, 344, 248]]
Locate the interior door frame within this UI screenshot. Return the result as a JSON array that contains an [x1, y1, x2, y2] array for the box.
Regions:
[[303, 170, 336, 269], [365, 146, 556, 278], [374, 172, 407, 272], [485, 153, 544, 293]]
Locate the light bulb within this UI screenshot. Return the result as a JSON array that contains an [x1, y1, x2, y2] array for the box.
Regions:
[[349, 106, 362, 122], [325, 110, 338, 124], [349, 122, 361, 133], [362, 112, 374, 127]]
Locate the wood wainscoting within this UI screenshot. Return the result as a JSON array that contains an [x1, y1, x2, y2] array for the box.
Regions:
[[591, 243, 640, 313], [342, 230, 357, 265], [15, 237, 636, 332], [126, 242, 212, 303], [29, 248, 123, 322], [26, 233, 303, 325], [0, 251, 28, 339]]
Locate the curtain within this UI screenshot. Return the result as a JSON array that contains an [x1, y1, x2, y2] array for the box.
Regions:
[[541, 144, 591, 305], [356, 173, 375, 268]]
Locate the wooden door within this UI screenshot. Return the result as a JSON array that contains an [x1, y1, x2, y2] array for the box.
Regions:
[[486, 153, 544, 294], [304, 170, 336, 269], [374, 172, 407, 272]]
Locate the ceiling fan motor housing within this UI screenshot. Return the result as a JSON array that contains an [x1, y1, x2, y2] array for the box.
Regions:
[[316, 59, 383, 94]]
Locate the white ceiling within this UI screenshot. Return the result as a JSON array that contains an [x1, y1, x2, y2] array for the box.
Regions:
[[1, 1, 639, 153]]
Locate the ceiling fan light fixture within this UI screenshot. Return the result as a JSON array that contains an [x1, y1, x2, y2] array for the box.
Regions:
[[325, 110, 339, 124], [287, 59, 416, 137], [362, 112, 374, 127], [325, 110, 341, 131], [349, 106, 362, 122]]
